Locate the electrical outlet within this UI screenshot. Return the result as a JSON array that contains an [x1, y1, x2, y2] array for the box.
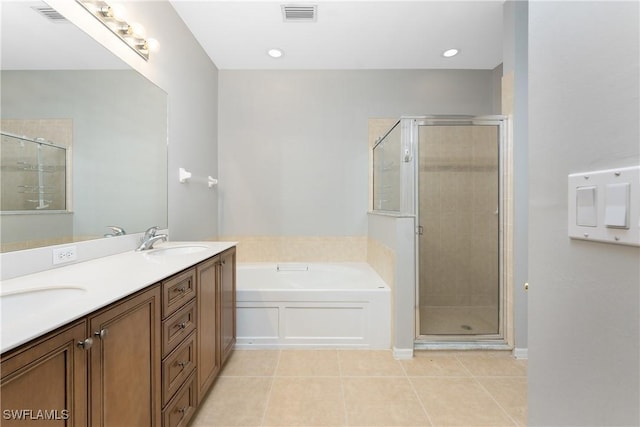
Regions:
[[52, 245, 78, 265]]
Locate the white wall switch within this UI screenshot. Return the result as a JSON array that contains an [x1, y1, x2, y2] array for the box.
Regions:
[[568, 166, 639, 247], [604, 182, 630, 228], [52, 245, 78, 265], [576, 186, 597, 226]]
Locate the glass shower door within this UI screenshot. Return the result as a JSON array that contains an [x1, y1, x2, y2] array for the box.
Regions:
[[417, 124, 500, 336]]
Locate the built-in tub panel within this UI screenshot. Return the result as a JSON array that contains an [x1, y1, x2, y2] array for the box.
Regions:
[[236, 263, 391, 349]]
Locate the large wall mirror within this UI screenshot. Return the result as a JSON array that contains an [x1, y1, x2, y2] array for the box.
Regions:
[[0, 1, 168, 252]]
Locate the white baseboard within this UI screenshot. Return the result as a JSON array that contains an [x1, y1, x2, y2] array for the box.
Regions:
[[393, 347, 414, 360], [513, 347, 528, 359]]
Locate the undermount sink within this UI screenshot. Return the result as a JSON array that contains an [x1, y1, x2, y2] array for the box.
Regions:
[[145, 245, 209, 256], [1, 286, 87, 319]]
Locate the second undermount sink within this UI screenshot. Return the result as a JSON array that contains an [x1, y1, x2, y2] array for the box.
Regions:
[[1, 286, 87, 319], [145, 245, 209, 256]]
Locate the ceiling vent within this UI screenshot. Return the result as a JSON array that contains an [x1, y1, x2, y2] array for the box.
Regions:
[[31, 5, 68, 23], [281, 5, 317, 22]]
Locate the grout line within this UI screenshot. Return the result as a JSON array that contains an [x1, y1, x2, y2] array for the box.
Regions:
[[457, 353, 521, 427], [473, 376, 522, 427], [337, 350, 350, 427], [258, 350, 280, 427], [400, 356, 435, 426]]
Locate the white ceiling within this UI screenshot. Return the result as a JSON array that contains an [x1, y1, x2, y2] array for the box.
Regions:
[[169, 0, 504, 70]]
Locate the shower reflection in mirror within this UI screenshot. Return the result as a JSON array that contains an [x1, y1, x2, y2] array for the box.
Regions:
[[1, 132, 68, 212]]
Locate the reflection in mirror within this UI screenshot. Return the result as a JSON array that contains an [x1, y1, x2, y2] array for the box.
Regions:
[[0, 1, 168, 252], [1, 132, 67, 211]]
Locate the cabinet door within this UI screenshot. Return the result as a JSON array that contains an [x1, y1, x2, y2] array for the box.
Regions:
[[196, 256, 220, 401], [1, 321, 88, 427], [89, 286, 161, 427], [219, 247, 236, 366]]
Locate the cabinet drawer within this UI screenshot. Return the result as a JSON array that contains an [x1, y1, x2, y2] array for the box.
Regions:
[[162, 371, 197, 427], [162, 268, 196, 318], [162, 301, 196, 357], [162, 332, 196, 407]]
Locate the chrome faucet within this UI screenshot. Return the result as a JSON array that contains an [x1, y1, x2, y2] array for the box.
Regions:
[[104, 226, 126, 237], [136, 226, 168, 251]]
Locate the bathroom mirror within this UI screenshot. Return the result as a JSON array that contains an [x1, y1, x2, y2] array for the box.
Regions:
[[0, 1, 168, 252]]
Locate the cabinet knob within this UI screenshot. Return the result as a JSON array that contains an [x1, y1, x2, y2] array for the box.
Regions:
[[176, 322, 187, 329], [77, 337, 94, 350], [94, 328, 109, 339], [178, 407, 188, 414], [177, 360, 188, 368], [175, 286, 187, 293]]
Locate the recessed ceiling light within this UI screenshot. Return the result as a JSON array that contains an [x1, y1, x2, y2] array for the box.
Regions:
[[268, 48, 284, 58], [442, 48, 459, 58]]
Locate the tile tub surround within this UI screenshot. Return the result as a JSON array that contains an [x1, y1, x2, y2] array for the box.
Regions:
[[219, 236, 367, 263], [191, 349, 527, 427]]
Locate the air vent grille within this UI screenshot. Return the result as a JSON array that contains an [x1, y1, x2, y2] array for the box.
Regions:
[[281, 5, 317, 22], [31, 6, 68, 23]]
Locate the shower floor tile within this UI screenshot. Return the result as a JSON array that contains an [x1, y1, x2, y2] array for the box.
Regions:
[[191, 349, 527, 427], [419, 305, 499, 335]]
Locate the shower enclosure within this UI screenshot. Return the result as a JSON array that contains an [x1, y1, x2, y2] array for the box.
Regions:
[[373, 116, 507, 346]]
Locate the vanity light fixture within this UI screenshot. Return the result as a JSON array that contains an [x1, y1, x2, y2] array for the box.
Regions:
[[76, 0, 156, 60], [442, 48, 460, 58]]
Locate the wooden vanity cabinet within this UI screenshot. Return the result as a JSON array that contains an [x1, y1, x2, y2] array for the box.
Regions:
[[219, 247, 236, 366], [0, 246, 236, 427], [0, 320, 88, 427], [196, 246, 236, 402], [161, 268, 197, 427], [88, 286, 161, 427], [195, 256, 220, 401], [0, 287, 161, 427]]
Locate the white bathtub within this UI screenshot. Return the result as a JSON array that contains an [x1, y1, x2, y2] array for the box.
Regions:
[[236, 263, 391, 349]]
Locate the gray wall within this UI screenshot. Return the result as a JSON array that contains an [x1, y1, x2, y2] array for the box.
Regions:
[[503, 0, 529, 353], [218, 69, 499, 237], [528, 1, 639, 425]]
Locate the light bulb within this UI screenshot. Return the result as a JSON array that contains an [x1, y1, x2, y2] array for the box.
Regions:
[[268, 48, 283, 58], [442, 48, 459, 58]]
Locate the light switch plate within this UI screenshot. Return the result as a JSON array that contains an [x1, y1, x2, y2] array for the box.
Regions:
[[568, 166, 639, 247]]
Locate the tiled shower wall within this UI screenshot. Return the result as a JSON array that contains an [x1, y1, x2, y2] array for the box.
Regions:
[[418, 125, 499, 308]]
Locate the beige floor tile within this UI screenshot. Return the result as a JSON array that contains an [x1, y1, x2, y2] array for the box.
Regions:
[[264, 399, 346, 426], [456, 352, 528, 377], [411, 377, 515, 426], [191, 376, 272, 426], [275, 349, 340, 376], [269, 377, 343, 401], [345, 400, 431, 426], [195, 349, 527, 427], [478, 377, 528, 427], [338, 350, 405, 376], [343, 377, 416, 402], [265, 377, 345, 426], [220, 350, 280, 377], [401, 353, 470, 377]]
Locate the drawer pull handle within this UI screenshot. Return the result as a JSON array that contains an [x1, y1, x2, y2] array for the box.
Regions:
[[178, 407, 188, 414], [177, 360, 188, 368], [176, 322, 187, 329], [175, 286, 187, 293], [77, 337, 93, 350]]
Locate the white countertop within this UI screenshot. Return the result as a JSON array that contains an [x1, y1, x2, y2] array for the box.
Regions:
[[0, 241, 236, 354]]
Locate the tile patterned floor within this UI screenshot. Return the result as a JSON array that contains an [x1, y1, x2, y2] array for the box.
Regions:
[[191, 349, 527, 427]]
